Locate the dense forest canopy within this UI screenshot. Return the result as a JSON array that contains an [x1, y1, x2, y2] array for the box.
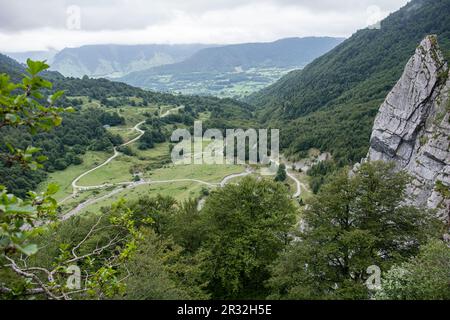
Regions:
[[1, 0, 449, 301]]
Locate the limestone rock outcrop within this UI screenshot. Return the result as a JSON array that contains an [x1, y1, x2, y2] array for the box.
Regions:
[[366, 35, 450, 221]]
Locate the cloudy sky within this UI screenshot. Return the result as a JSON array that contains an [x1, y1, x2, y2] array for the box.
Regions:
[[0, 0, 410, 52]]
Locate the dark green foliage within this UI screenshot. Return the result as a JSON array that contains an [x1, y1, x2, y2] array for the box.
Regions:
[[120, 229, 208, 300], [0, 54, 24, 82], [107, 132, 124, 146], [50, 73, 256, 127], [117, 178, 297, 300], [138, 129, 166, 150], [0, 203, 194, 300], [99, 112, 125, 126], [117, 145, 134, 156], [161, 112, 195, 126], [166, 199, 206, 254], [125, 195, 178, 234]]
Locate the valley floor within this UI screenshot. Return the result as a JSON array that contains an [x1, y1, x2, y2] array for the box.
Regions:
[[37, 102, 309, 218]]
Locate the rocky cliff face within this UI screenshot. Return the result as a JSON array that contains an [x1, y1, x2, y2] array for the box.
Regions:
[[366, 35, 450, 221]]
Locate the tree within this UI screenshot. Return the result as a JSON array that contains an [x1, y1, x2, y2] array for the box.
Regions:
[[268, 161, 441, 300], [200, 177, 297, 299], [375, 240, 450, 300], [274, 164, 287, 182], [138, 129, 166, 150]]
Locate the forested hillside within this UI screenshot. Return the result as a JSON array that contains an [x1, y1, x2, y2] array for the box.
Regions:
[[0, 54, 255, 197], [250, 0, 450, 164], [119, 37, 344, 98]]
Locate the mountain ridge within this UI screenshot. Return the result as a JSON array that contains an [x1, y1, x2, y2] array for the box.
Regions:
[[50, 43, 215, 78], [249, 0, 450, 163]]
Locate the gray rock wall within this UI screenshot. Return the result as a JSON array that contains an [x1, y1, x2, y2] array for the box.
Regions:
[[366, 35, 450, 221]]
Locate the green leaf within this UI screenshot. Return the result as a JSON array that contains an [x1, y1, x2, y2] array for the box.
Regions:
[[38, 78, 53, 89], [25, 146, 41, 154], [26, 59, 49, 76], [6, 204, 35, 214], [32, 91, 44, 100], [36, 155, 48, 163], [5, 142, 15, 153]]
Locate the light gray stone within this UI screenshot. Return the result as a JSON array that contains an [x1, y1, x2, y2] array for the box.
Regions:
[[366, 35, 450, 221]]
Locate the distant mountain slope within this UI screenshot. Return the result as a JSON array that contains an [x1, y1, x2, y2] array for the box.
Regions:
[[364, 35, 450, 219], [51, 44, 213, 78], [119, 37, 344, 97], [2, 50, 58, 65], [249, 0, 450, 163]]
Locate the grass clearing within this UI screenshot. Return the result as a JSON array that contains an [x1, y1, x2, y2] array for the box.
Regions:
[[38, 151, 110, 201]]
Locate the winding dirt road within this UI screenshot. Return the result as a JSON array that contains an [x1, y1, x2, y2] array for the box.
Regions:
[[59, 105, 301, 218], [271, 159, 302, 198]]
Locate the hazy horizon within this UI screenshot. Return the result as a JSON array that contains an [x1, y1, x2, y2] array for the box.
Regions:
[[0, 0, 409, 52]]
